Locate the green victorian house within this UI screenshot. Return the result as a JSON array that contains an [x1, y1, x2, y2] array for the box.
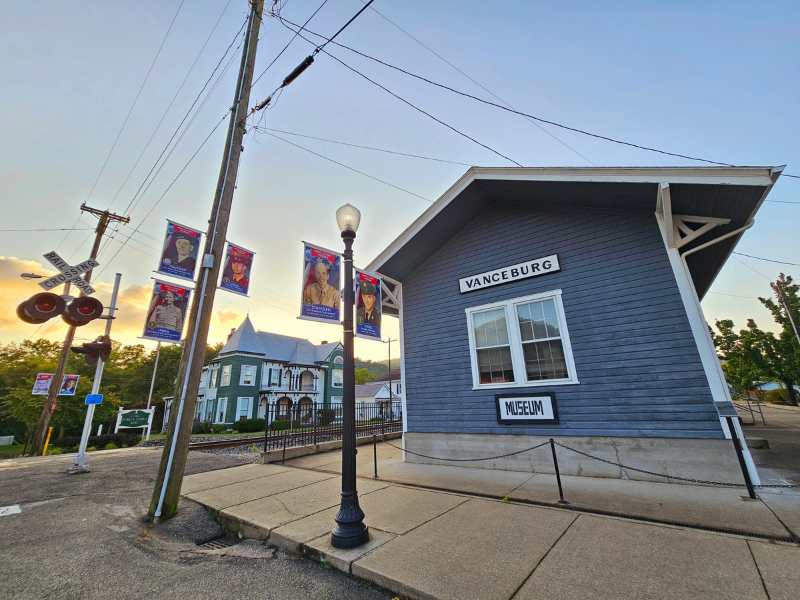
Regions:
[[195, 316, 343, 425]]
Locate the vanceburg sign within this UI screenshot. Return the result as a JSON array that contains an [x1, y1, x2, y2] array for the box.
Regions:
[[459, 254, 560, 293]]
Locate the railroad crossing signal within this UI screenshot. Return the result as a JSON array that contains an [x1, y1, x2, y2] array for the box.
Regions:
[[71, 335, 112, 365], [40, 251, 99, 296]]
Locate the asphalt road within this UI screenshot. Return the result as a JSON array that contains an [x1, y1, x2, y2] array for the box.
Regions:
[[0, 448, 390, 600]]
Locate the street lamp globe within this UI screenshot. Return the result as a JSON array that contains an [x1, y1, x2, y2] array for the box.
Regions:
[[336, 203, 361, 234]]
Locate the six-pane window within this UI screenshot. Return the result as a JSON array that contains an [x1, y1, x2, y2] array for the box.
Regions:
[[467, 291, 577, 388], [240, 364, 257, 386], [472, 307, 515, 384], [220, 365, 231, 387]]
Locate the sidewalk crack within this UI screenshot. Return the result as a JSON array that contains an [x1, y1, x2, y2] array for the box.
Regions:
[[508, 514, 580, 600], [746, 540, 772, 600]]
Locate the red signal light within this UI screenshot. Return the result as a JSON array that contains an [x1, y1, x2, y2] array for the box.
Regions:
[[17, 293, 66, 324], [62, 297, 104, 327]]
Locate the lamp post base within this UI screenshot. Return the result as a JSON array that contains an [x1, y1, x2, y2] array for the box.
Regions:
[[331, 492, 369, 548]]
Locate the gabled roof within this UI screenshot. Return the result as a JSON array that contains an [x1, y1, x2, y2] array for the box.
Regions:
[[366, 166, 783, 300], [355, 381, 386, 399], [220, 317, 341, 365]]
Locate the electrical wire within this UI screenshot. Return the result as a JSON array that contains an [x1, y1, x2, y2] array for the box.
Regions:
[[0, 227, 94, 232], [363, 2, 594, 166], [96, 17, 248, 263], [251, 0, 330, 89], [278, 15, 800, 179], [107, 0, 235, 212], [260, 127, 472, 166], [97, 114, 228, 277], [733, 252, 800, 267], [254, 127, 433, 202], [85, 0, 186, 204]]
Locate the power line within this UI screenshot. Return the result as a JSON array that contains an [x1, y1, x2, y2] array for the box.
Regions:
[[733, 252, 800, 267], [85, 0, 186, 204], [0, 227, 94, 232], [107, 0, 235, 212], [363, 3, 594, 166], [269, 17, 521, 166], [255, 127, 433, 202], [261, 127, 472, 166], [251, 0, 330, 89], [278, 15, 800, 179], [97, 114, 228, 277], [97, 16, 248, 263], [313, 0, 374, 54], [121, 15, 249, 220]]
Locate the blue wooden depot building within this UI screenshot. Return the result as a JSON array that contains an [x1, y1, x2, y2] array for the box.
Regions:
[[367, 166, 783, 483]]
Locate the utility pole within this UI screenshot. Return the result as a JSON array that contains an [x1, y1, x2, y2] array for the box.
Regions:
[[31, 204, 129, 455], [382, 338, 398, 402], [776, 281, 800, 346], [146, 342, 162, 410], [149, 0, 264, 520], [70, 272, 122, 473]]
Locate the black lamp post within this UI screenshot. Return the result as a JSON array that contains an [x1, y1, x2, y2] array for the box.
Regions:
[[331, 203, 369, 549]]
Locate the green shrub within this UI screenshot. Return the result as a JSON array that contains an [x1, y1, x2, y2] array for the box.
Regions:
[[211, 424, 227, 434], [192, 422, 212, 434], [232, 418, 264, 433], [46, 447, 63, 455], [103, 442, 117, 450], [270, 419, 290, 431]]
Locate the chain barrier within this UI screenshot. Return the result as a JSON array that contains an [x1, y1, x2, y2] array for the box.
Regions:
[[382, 439, 797, 489], [552, 441, 798, 489], [382, 439, 551, 462]]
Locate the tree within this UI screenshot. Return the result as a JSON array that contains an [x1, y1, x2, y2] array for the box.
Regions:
[[713, 274, 800, 405], [355, 368, 375, 385], [758, 273, 800, 404]]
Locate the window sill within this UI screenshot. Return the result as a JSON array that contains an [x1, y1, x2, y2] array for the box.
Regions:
[[472, 378, 579, 391]]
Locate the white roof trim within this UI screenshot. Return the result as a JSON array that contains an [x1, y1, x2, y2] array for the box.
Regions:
[[365, 165, 783, 275]]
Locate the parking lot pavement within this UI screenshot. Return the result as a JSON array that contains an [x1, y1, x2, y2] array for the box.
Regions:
[[0, 448, 390, 600]]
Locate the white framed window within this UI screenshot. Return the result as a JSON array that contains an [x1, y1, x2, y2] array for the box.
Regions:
[[332, 356, 343, 387], [465, 289, 578, 389], [215, 398, 228, 423], [240, 364, 257, 386], [209, 365, 219, 388], [236, 397, 253, 421], [199, 368, 210, 389], [220, 364, 232, 387]]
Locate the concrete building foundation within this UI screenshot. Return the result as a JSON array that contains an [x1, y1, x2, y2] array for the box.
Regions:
[[402, 432, 745, 484]]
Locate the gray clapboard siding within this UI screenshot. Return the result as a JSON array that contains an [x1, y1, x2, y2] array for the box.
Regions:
[[402, 202, 723, 439]]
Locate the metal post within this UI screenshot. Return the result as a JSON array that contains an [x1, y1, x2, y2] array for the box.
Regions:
[[146, 342, 161, 410], [726, 416, 757, 499], [331, 229, 369, 549], [282, 424, 288, 464], [70, 272, 122, 473], [373, 434, 378, 479], [549, 439, 568, 504]]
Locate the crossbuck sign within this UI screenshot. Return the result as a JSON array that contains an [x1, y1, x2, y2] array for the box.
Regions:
[[39, 251, 99, 296]]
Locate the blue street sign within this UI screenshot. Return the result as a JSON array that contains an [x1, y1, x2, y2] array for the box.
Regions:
[[85, 393, 103, 405]]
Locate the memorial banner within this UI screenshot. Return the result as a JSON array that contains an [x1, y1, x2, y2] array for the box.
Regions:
[[59, 374, 80, 396], [300, 242, 341, 324], [32, 373, 53, 395], [355, 269, 382, 340], [142, 280, 191, 343], [157, 220, 202, 281], [220, 242, 254, 296]]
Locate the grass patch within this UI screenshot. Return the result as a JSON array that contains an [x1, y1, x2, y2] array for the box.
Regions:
[[0, 443, 25, 459]]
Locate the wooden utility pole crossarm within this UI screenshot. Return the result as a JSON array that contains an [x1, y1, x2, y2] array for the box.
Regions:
[[149, 0, 264, 520]]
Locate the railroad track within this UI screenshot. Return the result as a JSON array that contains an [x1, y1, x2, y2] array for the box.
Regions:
[[188, 436, 264, 450]]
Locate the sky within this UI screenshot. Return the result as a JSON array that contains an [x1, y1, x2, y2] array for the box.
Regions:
[[1, 0, 798, 361]]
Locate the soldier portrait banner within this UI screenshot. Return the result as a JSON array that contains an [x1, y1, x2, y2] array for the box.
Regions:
[[220, 242, 254, 296], [355, 269, 382, 340], [300, 242, 341, 324], [157, 220, 202, 281], [142, 280, 191, 343]]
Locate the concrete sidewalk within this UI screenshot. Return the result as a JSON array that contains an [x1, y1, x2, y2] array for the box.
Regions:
[[285, 442, 800, 541], [182, 459, 800, 600]]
